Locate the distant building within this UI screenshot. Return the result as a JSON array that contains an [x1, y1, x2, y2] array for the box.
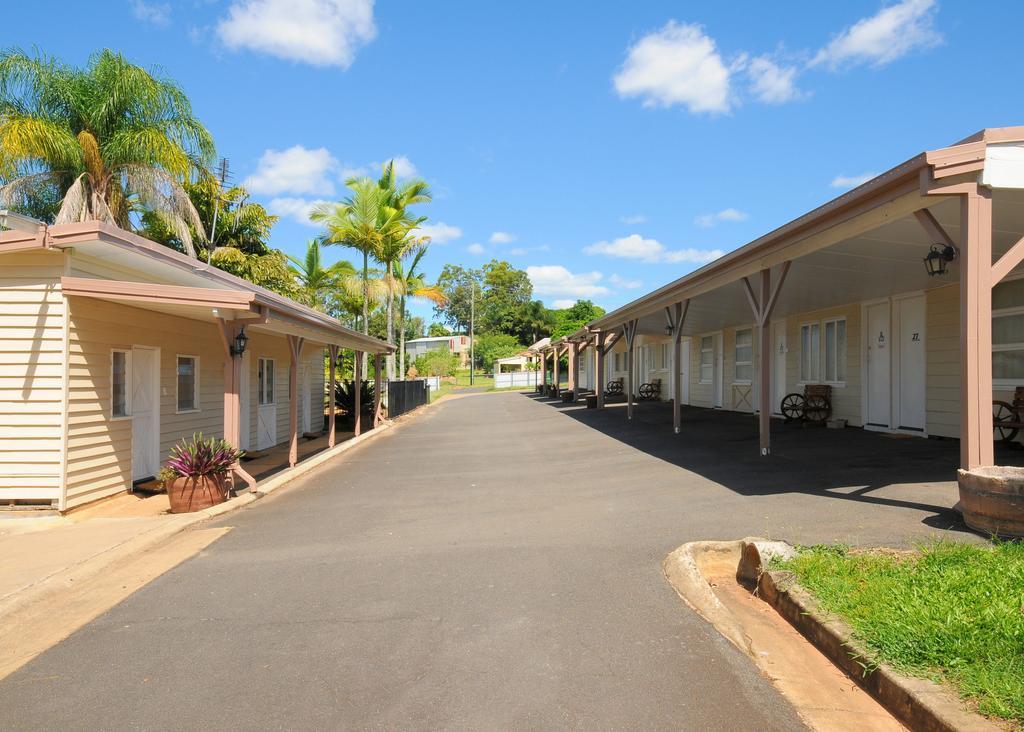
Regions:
[[405, 335, 470, 367]]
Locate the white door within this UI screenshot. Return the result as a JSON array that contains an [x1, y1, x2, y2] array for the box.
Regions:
[[896, 295, 926, 432], [131, 347, 160, 481], [239, 351, 251, 451], [865, 301, 892, 428], [713, 333, 724, 408], [301, 363, 312, 434], [257, 357, 277, 449], [772, 322, 787, 415]]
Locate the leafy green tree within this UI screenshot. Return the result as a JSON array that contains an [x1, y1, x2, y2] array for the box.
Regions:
[[516, 299, 558, 344], [474, 332, 525, 372], [481, 260, 533, 334], [434, 264, 483, 333], [414, 348, 459, 378], [209, 248, 298, 298], [427, 322, 451, 337], [551, 300, 606, 339], [0, 49, 214, 256]]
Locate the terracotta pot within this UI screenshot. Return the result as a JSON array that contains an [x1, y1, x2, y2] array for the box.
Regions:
[[167, 474, 228, 514], [956, 466, 1024, 538]]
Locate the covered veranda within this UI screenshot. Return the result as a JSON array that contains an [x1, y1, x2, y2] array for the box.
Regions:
[[540, 127, 1024, 473]]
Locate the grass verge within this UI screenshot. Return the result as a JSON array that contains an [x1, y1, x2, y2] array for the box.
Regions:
[[772, 540, 1023, 724]]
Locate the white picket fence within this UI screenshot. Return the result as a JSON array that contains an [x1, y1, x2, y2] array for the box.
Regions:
[[493, 370, 539, 389]]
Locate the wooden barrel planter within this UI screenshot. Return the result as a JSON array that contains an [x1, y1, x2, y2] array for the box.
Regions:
[[956, 466, 1024, 538], [167, 475, 228, 514]]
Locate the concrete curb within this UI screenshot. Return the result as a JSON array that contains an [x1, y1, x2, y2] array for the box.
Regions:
[[0, 420, 399, 622], [748, 544, 1001, 732]]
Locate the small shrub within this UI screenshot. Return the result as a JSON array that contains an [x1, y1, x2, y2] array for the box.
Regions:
[[166, 433, 241, 479]]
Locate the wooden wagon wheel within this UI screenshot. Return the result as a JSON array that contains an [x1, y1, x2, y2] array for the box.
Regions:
[[607, 380, 622, 395], [780, 393, 805, 422], [803, 395, 831, 424], [993, 400, 1019, 443], [639, 383, 654, 399]]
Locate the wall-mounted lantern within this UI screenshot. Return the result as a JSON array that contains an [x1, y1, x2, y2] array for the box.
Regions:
[[923, 243, 957, 277], [230, 327, 249, 357]]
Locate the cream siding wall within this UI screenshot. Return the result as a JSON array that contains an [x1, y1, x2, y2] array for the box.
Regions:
[[242, 337, 326, 448], [65, 298, 226, 509], [0, 251, 66, 504], [926, 284, 961, 439]]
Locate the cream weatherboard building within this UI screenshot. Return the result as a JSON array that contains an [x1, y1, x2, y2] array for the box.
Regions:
[[0, 220, 392, 511], [541, 127, 1024, 471]]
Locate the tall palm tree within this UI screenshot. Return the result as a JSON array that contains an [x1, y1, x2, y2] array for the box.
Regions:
[[394, 247, 446, 378], [286, 239, 363, 313], [0, 49, 215, 256], [311, 180, 406, 374], [372, 161, 431, 378]]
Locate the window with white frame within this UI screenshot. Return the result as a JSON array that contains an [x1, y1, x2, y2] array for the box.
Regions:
[[734, 329, 753, 383], [823, 318, 847, 383], [659, 343, 670, 370], [258, 358, 275, 405], [176, 355, 199, 412], [799, 323, 821, 382], [699, 336, 714, 383], [993, 278, 1024, 383], [111, 349, 130, 418]]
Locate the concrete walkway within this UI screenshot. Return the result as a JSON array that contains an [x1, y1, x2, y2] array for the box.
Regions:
[[0, 391, 968, 729]]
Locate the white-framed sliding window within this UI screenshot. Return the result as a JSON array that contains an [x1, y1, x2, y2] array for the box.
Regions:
[[176, 355, 200, 413], [993, 277, 1024, 386], [733, 328, 753, 384], [111, 348, 131, 419], [823, 318, 847, 385], [699, 336, 714, 384], [799, 322, 821, 383], [257, 357, 275, 405]]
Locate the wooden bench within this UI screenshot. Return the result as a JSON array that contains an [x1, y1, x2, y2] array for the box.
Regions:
[[638, 378, 661, 401], [780, 384, 832, 424]]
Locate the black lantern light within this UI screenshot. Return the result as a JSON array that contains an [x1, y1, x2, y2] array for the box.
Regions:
[[230, 327, 249, 357], [664, 323, 673, 336], [923, 243, 957, 277]]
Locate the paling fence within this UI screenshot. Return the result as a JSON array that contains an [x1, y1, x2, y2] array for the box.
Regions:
[[387, 379, 430, 418], [493, 370, 539, 389]]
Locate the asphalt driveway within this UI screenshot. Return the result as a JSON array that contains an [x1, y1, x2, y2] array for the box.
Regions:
[[0, 391, 965, 730]]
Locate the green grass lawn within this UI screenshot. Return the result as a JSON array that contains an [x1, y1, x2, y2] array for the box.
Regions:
[[772, 541, 1024, 723]]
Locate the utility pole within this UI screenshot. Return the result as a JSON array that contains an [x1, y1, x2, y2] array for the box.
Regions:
[[469, 281, 475, 386]]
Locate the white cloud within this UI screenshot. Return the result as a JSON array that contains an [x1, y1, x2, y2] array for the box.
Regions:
[[527, 265, 610, 299], [508, 247, 527, 256], [245, 145, 338, 196], [620, 213, 647, 225], [216, 0, 376, 68], [747, 56, 802, 104], [810, 0, 941, 71], [613, 21, 733, 114], [132, 0, 171, 25], [489, 231, 516, 244], [552, 299, 577, 310], [339, 164, 369, 181], [830, 172, 877, 189], [417, 222, 462, 244], [267, 197, 331, 226], [695, 207, 748, 228], [584, 234, 723, 264], [466, 243, 485, 255], [609, 273, 643, 289]]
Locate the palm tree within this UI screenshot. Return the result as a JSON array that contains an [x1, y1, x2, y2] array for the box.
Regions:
[[394, 247, 446, 378], [520, 300, 557, 344], [0, 49, 215, 256], [372, 161, 431, 378], [286, 239, 362, 313]]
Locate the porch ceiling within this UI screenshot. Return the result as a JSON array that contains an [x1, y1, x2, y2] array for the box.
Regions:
[[628, 187, 1024, 337]]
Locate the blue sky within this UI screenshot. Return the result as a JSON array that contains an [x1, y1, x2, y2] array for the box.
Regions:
[[6, 1, 1024, 323]]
